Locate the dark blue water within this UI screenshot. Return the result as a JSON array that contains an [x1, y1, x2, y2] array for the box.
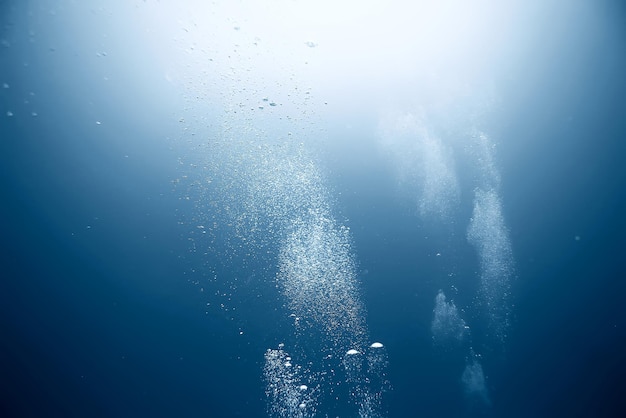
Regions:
[[2, 1, 625, 417]]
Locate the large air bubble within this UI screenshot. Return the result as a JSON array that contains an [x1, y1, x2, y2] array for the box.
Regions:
[[341, 343, 389, 418]]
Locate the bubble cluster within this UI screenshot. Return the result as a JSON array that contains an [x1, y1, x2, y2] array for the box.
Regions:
[[378, 112, 460, 221], [242, 143, 332, 233], [278, 215, 367, 349], [431, 290, 468, 344], [264, 345, 317, 418], [461, 356, 490, 406], [467, 192, 512, 342]]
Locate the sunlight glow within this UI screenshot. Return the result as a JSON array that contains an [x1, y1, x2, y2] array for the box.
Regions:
[[134, 0, 523, 94]]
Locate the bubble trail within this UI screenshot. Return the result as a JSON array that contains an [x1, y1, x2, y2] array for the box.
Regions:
[[243, 142, 383, 416], [467, 131, 514, 343], [264, 345, 317, 418], [342, 343, 390, 418], [166, 6, 389, 414]]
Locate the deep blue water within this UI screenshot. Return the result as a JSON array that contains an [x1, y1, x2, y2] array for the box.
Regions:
[[2, 1, 626, 417]]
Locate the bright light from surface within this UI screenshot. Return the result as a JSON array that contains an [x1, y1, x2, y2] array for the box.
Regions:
[[133, 0, 525, 111]]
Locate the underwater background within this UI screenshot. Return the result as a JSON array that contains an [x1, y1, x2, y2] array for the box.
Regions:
[[1, 1, 625, 417]]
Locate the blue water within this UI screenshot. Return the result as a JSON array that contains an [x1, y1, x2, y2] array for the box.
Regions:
[[1, 1, 625, 417]]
